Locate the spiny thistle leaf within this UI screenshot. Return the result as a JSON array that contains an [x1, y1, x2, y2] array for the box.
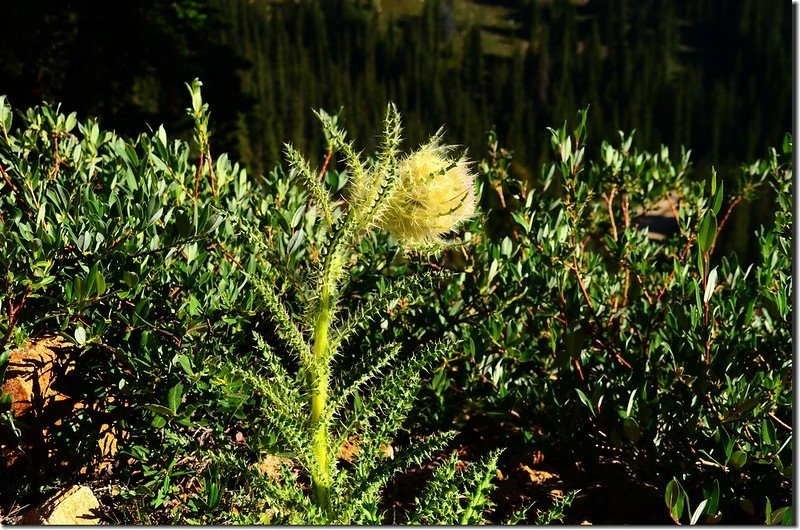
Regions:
[[253, 332, 299, 393], [342, 430, 457, 525], [333, 340, 452, 458], [328, 341, 401, 421], [240, 219, 306, 291], [355, 103, 403, 212], [458, 449, 502, 525], [248, 270, 312, 365], [230, 364, 309, 459], [250, 464, 326, 525], [314, 109, 367, 193], [330, 269, 439, 351], [409, 449, 501, 525], [285, 142, 334, 227]]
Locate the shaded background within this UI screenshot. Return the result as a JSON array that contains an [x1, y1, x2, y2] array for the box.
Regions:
[[0, 0, 792, 255]]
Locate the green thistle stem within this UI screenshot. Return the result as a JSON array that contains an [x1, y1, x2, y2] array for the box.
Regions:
[[310, 281, 333, 516]]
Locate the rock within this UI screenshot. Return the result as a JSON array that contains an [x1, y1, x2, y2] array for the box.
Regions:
[[2, 338, 128, 480], [636, 194, 680, 241], [94, 422, 121, 475], [2, 337, 70, 417], [20, 485, 101, 525]]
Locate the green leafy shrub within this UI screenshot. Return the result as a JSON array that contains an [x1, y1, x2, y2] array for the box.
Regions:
[[0, 84, 266, 510], [403, 111, 792, 523], [0, 85, 791, 524], [0, 85, 504, 524]]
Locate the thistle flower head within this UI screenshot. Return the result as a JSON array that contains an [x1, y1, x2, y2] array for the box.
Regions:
[[379, 138, 476, 250]]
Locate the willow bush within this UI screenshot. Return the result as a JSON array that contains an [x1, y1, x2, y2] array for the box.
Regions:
[[0, 85, 791, 524], [400, 111, 792, 524], [0, 83, 507, 524]]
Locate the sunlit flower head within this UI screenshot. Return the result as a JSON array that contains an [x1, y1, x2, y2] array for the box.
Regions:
[[379, 140, 476, 250]]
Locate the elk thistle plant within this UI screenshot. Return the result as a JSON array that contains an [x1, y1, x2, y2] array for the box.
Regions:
[[229, 103, 501, 524]]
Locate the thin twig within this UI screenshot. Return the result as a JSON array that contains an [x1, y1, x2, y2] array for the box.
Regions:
[[709, 196, 742, 255], [213, 241, 244, 271], [655, 237, 693, 303], [49, 134, 62, 180], [571, 258, 594, 312], [605, 187, 618, 241], [193, 151, 205, 200], [769, 412, 792, 431], [666, 193, 683, 234], [621, 192, 631, 230], [622, 267, 631, 309], [605, 298, 619, 327], [207, 145, 217, 196], [717, 196, 742, 235], [318, 148, 334, 181], [701, 249, 712, 365], [636, 273, 653, 305], [1, 290, 30, 348], [620, 192, 631, 307], [573, 358, 585, 382], [0, 164, 17, 192]]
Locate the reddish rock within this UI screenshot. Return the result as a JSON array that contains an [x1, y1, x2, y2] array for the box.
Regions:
[[20, 485, 101, 525], [2, 337, 70, 417]]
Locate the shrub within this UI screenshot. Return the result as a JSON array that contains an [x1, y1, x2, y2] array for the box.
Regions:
[[0, 85, 503, 524], [0, 87, 791, 524], [402, 110, 792, 523]]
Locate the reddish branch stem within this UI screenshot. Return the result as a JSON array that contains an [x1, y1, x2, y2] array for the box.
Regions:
[[769, 412, 792, 431], [194, 151, 205, 200], [655, 238, 693, 303], [571, 258, 595, 313], [207, 146, 217, 196], [709, 196, 742, 255], [2, 291, 30, 347], [606, 187, 618, 241], [318, 148, 333, 181], [0, 164, 17, 192]]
